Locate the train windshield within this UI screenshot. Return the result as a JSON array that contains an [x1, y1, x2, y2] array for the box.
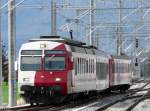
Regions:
[[21, 56, 41, 71], [45, 56, 65, 70]]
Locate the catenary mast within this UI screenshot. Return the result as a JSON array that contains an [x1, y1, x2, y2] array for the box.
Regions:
[[8, 0, 16, 107]]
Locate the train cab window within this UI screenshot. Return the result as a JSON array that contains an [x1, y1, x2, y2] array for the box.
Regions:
[[45, 56, 65, 70], [21, 50, 42, 55], [21, 56, 41, 71], [45, 50, 64, 54]]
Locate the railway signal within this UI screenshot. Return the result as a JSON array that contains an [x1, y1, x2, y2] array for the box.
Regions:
[[136, 38, 138, 48]]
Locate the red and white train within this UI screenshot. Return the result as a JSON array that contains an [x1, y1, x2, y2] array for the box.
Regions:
[[18, 36, 132, 104]]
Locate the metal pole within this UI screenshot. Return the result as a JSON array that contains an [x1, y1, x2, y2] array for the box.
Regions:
[[51, 0, 57, 36], [0, 0, 3, 106], [89, 0, 94, 46], [76, 9, 79, 39], [117, 0, 123, 55], [8, 0, 16, 107]]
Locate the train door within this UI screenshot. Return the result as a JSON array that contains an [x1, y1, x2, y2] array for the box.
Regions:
[[109, 59, 115, 87], [71, 57, 76, 88], [71, 56, 81, 91], [71, 56, 84, 92]]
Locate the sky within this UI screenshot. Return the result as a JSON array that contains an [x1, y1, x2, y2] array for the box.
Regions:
[[1, 0, 150, 56], [1, 0, 88, 53]]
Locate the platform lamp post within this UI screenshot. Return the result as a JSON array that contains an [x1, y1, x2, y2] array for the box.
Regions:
[[8, 0, 16, 107], [0, 0, 3, 106]]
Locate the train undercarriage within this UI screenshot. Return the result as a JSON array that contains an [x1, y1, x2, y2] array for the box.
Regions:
[[21, 85, 67, 105], [20, 84, 130, 105]]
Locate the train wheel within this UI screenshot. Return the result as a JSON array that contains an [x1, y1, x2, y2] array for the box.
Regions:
[[120, 89, 126, 93], [36, 102, 39, 106], [30, 102, 34, 106]]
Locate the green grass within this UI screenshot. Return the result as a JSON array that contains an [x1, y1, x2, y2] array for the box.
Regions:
[[2, 82, 20, 104]]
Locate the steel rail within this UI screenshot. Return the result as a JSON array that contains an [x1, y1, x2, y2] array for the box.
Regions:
[[95, 81, 150, 111], [126, 90, 150, 111]]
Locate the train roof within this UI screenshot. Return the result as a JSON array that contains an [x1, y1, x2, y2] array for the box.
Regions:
[[28, 36, 110, 57], [111, 55, 130, 60], [29, 36, 86, 47]]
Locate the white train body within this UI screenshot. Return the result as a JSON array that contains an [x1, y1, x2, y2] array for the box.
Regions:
[[17, 36, 132, 104]]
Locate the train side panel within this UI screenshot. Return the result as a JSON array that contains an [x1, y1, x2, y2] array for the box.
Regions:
[[112, 57, 132, 86], [96, 56, 109, 90], [71, 52, 97, 93]]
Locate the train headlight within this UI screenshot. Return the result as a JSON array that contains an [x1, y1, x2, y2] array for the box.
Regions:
[[55, 78, 62, 82], [23, 78, 30, 82], [40, 44, 47, 48]]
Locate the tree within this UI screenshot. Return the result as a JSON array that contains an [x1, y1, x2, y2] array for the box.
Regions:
[[2, 44, 8, 82]]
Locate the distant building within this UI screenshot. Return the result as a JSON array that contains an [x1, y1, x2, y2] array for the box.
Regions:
[[140, 51, 150, 79]]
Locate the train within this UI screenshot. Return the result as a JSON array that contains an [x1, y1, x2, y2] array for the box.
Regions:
[[18, 36, 132, 105]]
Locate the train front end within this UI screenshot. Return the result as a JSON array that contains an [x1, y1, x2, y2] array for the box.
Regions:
[[18, 40, 73, 104]]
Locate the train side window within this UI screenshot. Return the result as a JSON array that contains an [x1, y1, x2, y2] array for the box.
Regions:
[[81, 58, 83, 74], [115, 62, 118, 73], [83, 58, 84, 74], [92, 59, 94, 73], [80, 58, 82, 74], [127, 64, 129, 73], [117, 62, 119, 73], [92, 59, 93, 73], [79, 58, 81, 74], [81, 58, 82, 74], [74, 58, 77, 75], [91, 59, 93, 73], [124, 63, 126, 73], [77, 58, 79, 74], [126, 64, 128, 73], [88, 59, 90, 73], [84, 58, 86, 74], [93, 59, 95, 73], [120, 63, 122, 73], [89, 59, 91, 73], [123, 63, 124, 73], [87, 59, 89, 73], [90, 59, 91, 73], [96, 61, 98, 77], [91, 59, 92, 73], [98, 62, 107, 79]]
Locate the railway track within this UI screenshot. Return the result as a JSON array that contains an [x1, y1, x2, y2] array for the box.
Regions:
[[0, 104, 68, 111], [1, 80, 150, 111], [0, 94, 99, 111], [67, 80, 150, 111], [95, 80, 150, 111]]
